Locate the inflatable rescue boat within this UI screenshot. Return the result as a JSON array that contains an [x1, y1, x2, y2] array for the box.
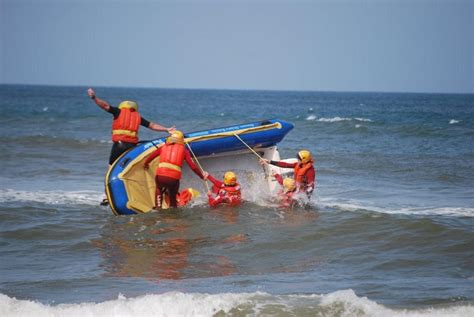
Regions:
[[105, 119, 294, 215]]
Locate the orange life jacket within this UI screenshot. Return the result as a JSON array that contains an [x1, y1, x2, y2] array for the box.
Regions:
[[294, 161, 313, 184], [162, 188, 195, 208], [111, 109, 141, 143], [156, 143, 185, 180], [218, 183, 242, 206]]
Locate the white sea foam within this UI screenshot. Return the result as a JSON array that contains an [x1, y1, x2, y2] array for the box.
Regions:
[[3, 188, 471, 218], [0, 292, 253, 317], [318, 198, 474, 218], [318, 289, 473, 317], [0, 189, 103, 206], [0, 290, 472, 317], [306, 114, 317, 120], [449, 119, 460, 124], [317, 117, 372, 123]]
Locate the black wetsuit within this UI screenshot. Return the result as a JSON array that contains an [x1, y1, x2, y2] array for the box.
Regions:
[[108, 106, 151, 164]]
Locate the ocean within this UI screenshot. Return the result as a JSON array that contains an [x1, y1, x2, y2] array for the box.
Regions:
[[0, 85, 473, 316]]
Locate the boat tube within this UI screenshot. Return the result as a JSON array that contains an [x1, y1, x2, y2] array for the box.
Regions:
[[105, 119, 294, 215]]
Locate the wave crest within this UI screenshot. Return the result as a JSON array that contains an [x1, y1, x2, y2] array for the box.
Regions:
[[1, 290, 472, 317], [302, 116, 373, 122]]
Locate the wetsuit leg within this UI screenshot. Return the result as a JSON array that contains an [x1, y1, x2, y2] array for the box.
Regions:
[[167, 180, 180, 208], [156, 176, 180, 208], [109, 141, 136, 165], [154, 176, 163, 209]]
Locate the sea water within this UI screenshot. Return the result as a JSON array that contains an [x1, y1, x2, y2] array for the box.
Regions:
[[0, 85, 473, 316]]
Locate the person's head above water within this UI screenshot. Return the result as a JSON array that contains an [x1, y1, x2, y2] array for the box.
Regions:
[[224, 171, 237, 186]]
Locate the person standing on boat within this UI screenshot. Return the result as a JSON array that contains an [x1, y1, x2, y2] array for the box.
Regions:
[[87, 88, 175, 166], [204, 171, 242, 207], [260, 150, 316, 198], [143, 131, 207, 209]]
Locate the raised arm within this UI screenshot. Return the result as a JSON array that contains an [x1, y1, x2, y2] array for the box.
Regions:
[[87, 88, 111, 112]]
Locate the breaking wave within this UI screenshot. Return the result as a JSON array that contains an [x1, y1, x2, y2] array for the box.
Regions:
[[1, 290, 471, 317]]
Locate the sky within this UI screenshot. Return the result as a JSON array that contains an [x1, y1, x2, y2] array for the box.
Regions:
[[1, 0, 472, 93]]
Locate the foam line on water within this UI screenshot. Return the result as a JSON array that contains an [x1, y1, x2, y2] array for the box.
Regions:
[[318, 198, 474, 218], [316, 117, 373, 122], [304, 115, 373, 122], [0, 189, 103, 206]]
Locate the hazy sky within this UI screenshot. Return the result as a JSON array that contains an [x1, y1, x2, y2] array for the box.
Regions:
[[1, 0, 472, 93]]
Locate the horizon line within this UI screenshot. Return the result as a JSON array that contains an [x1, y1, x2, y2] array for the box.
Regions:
[[0, 82, 472, 96]]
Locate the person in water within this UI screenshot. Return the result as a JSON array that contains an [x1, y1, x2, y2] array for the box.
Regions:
[[272, 172, 298, 208], [143, 131, 207, 209], [87, 88, 175, 206], [260, 150, 315, 198], [204, 171, 242, 207]]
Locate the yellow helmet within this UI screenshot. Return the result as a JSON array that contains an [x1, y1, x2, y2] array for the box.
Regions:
[[283, 177, 296, 192], [297, 150, 312, 164], [118, 100, 138, 111], [224, 171, 237, 186], [166, 130, 184, 145]]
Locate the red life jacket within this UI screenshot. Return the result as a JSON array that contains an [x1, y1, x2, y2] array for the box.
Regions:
[[156, 143, 185, 180], [111, 109, 141, 143], [218, 183, 242, 206], [294, 161, 313, 185], [162, 188, 196, 208]]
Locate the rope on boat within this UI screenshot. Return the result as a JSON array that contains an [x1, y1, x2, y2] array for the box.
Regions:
[[185, 141, 210, 192]]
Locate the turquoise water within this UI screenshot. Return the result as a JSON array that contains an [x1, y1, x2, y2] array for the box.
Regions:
[[0, 85, 473, 316]]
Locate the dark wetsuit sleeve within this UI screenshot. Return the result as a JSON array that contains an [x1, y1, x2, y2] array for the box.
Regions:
[[107, 106, 120, 119], [184, 150, 204, 178], [140, 117, 151, 127], [270, 160, 297, 168]]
